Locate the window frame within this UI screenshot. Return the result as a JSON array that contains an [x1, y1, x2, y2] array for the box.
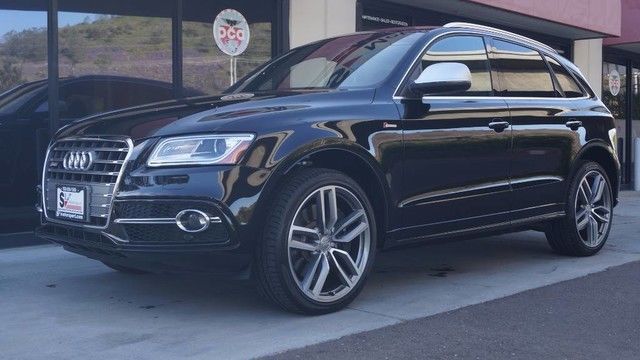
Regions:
[[543, 55, 588, 99], [397, 33, 496, 99], [487, 36, 560, 99]]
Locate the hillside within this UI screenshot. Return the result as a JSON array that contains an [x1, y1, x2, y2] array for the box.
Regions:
[[0, 15, 272, 93]]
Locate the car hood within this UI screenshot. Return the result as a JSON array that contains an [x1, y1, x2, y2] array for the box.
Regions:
[[55, 89, 375, 141]]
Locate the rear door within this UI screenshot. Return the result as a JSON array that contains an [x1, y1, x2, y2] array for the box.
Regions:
[[396, 35, 512, 239], [489, 38, 583, 220]]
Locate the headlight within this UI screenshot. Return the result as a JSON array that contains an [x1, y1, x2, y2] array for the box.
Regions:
[[147, 134, 255, 167]]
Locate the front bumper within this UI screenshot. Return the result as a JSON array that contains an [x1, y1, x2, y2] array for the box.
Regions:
[[39, 135, 273, 275], [37, 221, 253, 277], [38, 164, 272, 276]]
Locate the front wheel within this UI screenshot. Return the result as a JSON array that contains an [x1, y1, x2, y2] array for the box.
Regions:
[[255, 168, 377, 314], [546, 161, 614, 256]]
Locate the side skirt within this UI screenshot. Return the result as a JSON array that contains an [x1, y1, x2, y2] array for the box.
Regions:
[[383, 211, 566, 249]]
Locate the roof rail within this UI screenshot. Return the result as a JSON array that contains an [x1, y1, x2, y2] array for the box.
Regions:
[[443, 22, 558, 54]]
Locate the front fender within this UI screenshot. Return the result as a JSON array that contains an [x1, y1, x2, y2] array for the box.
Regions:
[[239, 117, 402, 247]]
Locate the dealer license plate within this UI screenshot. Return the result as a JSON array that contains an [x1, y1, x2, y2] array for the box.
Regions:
[[56, 185, 87, 222]]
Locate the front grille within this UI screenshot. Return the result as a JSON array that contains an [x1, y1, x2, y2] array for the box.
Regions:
[[43, 138, 132, 228], [122, 223, 229, 244], [113, 200, 219, 219]]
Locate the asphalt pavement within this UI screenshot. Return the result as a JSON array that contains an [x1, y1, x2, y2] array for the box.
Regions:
[[1, 192, 639, 359], [266, 260, 640, 360]]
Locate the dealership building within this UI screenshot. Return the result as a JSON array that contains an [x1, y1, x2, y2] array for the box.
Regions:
[[0, 0, 639, 229]]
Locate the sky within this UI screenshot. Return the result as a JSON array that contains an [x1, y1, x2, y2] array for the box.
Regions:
[[0, 10, 92, 38]]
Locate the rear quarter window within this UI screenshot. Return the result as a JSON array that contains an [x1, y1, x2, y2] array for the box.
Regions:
[[545, 56, 585, 98]]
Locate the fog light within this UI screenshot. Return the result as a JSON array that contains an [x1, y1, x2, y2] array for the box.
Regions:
[[176, 209, 211, 233]]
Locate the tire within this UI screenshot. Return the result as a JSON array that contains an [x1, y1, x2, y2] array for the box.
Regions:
[[102, 261, 149, 274], [255, 168, 377, 315], [546, 161, 614, 256]]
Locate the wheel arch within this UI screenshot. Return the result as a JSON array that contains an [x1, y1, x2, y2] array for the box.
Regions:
[[572, 141, 620, 204], [255, 141, 392, 249]]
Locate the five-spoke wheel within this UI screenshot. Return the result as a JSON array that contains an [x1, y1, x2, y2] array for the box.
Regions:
[[574, 170, 612, 248], [287, 185, 371, 302], [256, 168, 376, 314], [546, 161, 614, 256]]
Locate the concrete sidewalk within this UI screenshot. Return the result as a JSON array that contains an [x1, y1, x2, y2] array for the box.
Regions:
[[1, 192, 639, 359], [0, 231, 47, 249]]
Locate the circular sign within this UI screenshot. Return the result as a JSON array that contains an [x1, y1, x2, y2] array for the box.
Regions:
[[608, 69, 621, 96], [213, 9, 251, 56]]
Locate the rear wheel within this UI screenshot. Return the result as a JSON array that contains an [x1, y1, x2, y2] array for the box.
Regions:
[[255, 168, 377, 314], [546, 161, 613, 256]]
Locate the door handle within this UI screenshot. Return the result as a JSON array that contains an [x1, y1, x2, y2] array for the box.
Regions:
[[488, 120, 510, 133], [565, 120, 583, 131]]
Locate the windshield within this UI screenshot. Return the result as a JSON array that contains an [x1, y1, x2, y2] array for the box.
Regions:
[[228, 31, 424, 93]]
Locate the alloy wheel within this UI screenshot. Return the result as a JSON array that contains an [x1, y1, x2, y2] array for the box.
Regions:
[[574, 170, 612, 248], [287, 185, 371, 303]]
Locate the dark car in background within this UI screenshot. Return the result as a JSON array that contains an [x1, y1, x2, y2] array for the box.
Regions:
[[0, 75, 200, 228], [37, 23, 619, 314]]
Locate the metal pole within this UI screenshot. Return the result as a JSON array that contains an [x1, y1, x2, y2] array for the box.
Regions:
[[47, 0, 59, 135], [230, 57, 235, 86], [172, 0, 184, 98], [625, 63, 633, 184], [635, 138, 640, 191]]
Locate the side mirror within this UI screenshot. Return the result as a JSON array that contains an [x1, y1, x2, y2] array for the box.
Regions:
[[411, 62, 472, 95]]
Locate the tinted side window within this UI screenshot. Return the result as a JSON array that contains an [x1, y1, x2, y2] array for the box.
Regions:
[[406, 36, 493, 97], [491, 39, 556, 97], [545, 56, 585, 98]]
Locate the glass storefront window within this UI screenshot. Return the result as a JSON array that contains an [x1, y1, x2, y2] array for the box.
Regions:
[[602, 61, 627, 179], [0, 9, 47, 92], [58, 14, 172, 83], [56, 9, 176, 122], [0, 3, 48, 230], [182, 1, 274, 95]]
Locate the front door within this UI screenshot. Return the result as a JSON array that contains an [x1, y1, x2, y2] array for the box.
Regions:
[[395, 35, 512, 240]]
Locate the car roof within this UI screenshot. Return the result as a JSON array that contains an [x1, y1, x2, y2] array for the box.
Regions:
[[336, 22, 558, 56], [441, 22, 558, 54]]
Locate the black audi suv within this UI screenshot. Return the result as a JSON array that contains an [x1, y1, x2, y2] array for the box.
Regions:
[[37, 23, 620, 314]]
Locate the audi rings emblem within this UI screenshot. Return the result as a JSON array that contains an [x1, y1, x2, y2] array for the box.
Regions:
[[63, 151, 95, 171]]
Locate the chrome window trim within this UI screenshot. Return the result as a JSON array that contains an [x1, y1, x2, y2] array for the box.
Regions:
[[443, 22, 558, 54], [41, 136, 134, 230], [392, 28, 593, 102]]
